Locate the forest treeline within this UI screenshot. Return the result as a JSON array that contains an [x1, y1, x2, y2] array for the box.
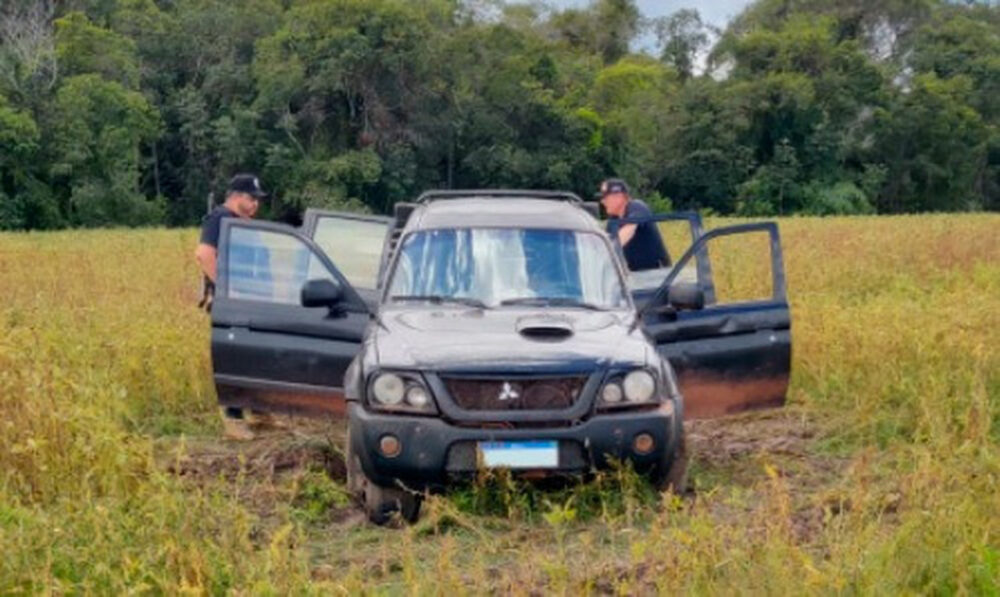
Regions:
[[0, 0, 997, 229]]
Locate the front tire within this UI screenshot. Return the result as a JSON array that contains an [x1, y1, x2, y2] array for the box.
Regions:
[[364, 481, 421, 526], [346, 428, 421, 525], [651, 426, 689, 494]]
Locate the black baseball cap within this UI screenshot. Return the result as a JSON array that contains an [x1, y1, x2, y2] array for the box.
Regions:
[[227, 173, 267, 199], [597, 178, 629, 198]]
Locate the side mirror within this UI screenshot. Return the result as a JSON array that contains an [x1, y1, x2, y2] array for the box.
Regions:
[[667, 281, 705, 311], [301, 278, 343, 309]]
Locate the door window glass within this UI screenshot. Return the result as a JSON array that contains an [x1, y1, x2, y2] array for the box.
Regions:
[[227, 227, 333, 304], [311, 217, 387, 289], [647, 228, 777, 310], [703, 230, 773, 303]]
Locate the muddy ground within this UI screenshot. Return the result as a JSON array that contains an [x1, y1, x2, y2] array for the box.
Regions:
[[158, 407, 845, 541]]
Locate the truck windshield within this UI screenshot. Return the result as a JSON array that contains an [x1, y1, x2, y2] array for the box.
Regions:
[[387, 228, 627, 309]]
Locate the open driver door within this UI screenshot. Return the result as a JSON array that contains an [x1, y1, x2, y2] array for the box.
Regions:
[[209, 218, 377, 417]]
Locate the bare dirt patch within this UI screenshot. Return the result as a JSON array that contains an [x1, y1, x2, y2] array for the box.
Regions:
[[158, 408, 844, 541], [157, 416, 351, 521], [686, 408, 848, 544], [161, 417, 347, 482], [688, 408, 816, 469]]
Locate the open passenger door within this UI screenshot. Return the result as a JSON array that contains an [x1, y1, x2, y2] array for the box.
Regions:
[[629, 220, 791, 419], [609, 212, 715, 307], [301, 209, 393, 305], [210, 219, 373, 417]]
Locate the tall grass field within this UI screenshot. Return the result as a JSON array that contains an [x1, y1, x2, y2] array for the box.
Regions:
[[1, 215, 998, 593]]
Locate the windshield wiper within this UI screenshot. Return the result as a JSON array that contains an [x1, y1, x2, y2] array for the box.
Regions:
[[499, 297, 607, 311], [391, 295, 489, 309]]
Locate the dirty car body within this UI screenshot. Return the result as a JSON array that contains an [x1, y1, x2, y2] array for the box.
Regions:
[[345, 198, 684, 493], [209, 190, 792, 523]]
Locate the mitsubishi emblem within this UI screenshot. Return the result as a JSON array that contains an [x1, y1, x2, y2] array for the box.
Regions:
[[498, 382, 520, 401]]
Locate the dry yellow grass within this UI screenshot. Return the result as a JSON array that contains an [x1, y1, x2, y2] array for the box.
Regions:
[[0, 215, 998, 593]]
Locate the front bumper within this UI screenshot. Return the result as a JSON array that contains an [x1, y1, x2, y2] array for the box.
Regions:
[[348, 402, 680, 490]]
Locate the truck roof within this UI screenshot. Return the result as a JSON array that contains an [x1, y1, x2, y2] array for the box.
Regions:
[[406, 197, 602, 233]]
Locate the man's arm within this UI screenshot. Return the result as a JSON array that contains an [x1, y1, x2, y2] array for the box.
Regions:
[[617, 223, 637, 247], [195, 243, 218, 282], [196, 209, 224, 282]]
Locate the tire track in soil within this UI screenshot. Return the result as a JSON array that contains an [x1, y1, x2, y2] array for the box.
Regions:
[[160, 409, 843, 539], [686, 408, 849, 545], [157, 417, 352, 522]]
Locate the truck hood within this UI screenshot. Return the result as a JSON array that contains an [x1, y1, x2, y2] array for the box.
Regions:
[[372, 307, 651, 373]]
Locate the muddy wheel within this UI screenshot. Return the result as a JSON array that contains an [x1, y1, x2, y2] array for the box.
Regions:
[[364, 482, 421, 526], [345, 430, 365, 501], [346, 428, 421, 525], [652, 427, 689, 494]]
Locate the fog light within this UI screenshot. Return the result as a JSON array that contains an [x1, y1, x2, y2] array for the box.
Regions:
[[379, 435, 401, 458], [633, 433, 655, 455]]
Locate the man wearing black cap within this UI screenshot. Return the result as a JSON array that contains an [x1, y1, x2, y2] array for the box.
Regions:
[[194, 173, 267, 286], [194, 173, 270, 440], [599, 178, 670, 271]]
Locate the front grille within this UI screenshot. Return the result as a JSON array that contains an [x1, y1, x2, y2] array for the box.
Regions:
[[443, 376, 587, 411]]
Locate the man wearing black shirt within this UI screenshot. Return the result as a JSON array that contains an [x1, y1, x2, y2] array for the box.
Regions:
[[599, 178, 671, 271], [194, 173, 268, 440], [195, 173, 266, 287]]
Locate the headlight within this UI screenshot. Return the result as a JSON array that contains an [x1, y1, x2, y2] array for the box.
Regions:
[[601, 382, 623, 404], [600, 369, 658, 408], [368, 371, 437, 414], [623, 370, 656, 402], [372, 373, 405, 405], [405, 384, 430, 408]]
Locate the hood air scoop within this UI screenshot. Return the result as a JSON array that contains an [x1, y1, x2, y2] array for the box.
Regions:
[[515, 314, 574, 342]]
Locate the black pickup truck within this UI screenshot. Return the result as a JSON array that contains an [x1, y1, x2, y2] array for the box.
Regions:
[[209, 190, 792, 524]]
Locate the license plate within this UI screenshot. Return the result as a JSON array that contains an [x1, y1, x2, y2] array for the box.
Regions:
[[478, 440, 559, 469]]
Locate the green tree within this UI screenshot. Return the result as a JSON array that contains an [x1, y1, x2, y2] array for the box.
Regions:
[[428, 21, 610, 198], [657, 78, 756, 212], [50, 74, 163, 226], [872, 73, 988, 212], [548, 0, 641, 65], [717, 15, 887, 212], [113, 0, 283, 224], [0, 94, 59, 229], [909, 6, 999, 209], [654, 9, 715, 80], [253, 0, 445, 212], [588, 56, 680, 194], [0, 1, 58, 107], [738, 138, 802, 215], [55, 11, 139, 89], [0, 0, 997, 229]]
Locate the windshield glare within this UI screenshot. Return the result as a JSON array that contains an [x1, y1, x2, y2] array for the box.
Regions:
[[387, 228, 627, 309]]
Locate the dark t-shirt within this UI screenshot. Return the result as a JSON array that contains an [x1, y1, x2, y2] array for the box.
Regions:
[[198, 206, 239, 300], [198, 207, 274, 299], [199, 205, 238, 249], [608, 199, 670, 271]]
